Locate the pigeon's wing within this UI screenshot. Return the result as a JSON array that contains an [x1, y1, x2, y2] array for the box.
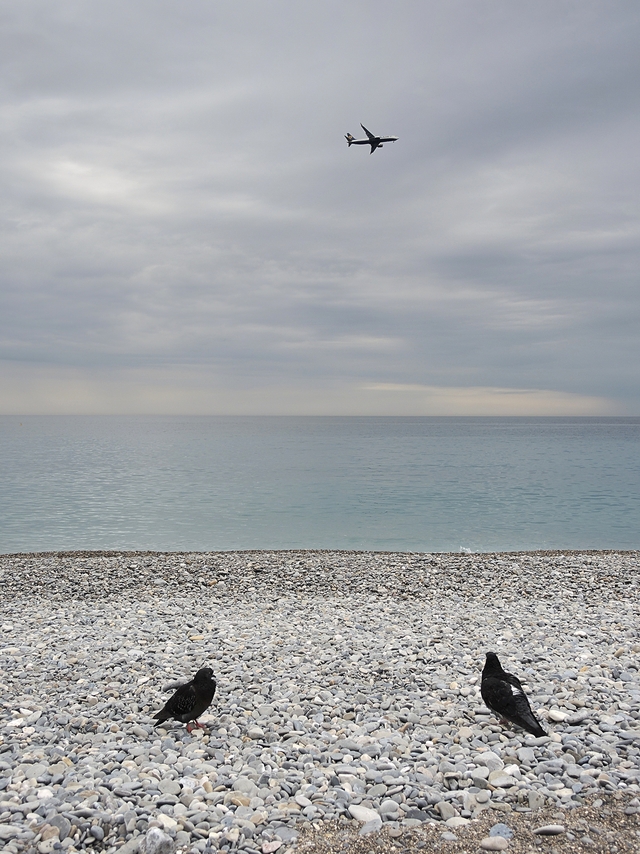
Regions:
[[482, 675, 545, 735], [163, 682, 197, 717], [481, 675, 522, 719], [503, 671, 525, 692], [190, 682, 216, 719], [503, 672, 545, 727], [510, 689, 546, 735]]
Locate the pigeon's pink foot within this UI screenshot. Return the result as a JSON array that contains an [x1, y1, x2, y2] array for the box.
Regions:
[[194, 720, 206, 730]]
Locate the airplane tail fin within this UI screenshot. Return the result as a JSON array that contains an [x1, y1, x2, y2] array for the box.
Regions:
[[345, 133, 355, 146]]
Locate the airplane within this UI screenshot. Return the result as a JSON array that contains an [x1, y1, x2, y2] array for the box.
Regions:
[[345, 123, 398, 154]]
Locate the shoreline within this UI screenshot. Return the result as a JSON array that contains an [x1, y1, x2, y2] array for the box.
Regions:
[[1, 550, 639, 853], [4, 547, 638, 556]]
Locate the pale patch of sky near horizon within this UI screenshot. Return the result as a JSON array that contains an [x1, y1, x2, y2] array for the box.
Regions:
[[1, 1, 639, 414]]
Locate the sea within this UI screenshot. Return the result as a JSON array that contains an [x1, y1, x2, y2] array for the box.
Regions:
[[0, 416, 638, 555]]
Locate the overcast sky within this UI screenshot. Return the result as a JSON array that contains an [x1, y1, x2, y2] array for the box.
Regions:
[[1, 0, 639, 415]]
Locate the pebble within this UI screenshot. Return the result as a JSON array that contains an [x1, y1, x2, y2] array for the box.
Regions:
[[0, 549, 639, 854], [548, 710, 568, 722], [143, 827, 174, 854], [437, 802, 458, 821], [446, 816, 471, 828], [533, 824, 566, 835], [47, 817, 71, 841], [480, 838, 509, 851], [489, 823, 514, 839], [348, 805, 380, 824], [0, 826, 21, 840]]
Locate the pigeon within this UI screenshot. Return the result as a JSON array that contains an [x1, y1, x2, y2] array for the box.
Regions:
[[481, 652, 546, 737], [153, 667, 216, 732]]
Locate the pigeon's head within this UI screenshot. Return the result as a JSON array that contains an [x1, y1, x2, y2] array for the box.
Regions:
[[194, 667, 215, 683], [483, 652, 503, 675]]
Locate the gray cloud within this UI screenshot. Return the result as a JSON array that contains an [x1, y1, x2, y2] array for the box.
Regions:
[[1, 0, 639, 413]]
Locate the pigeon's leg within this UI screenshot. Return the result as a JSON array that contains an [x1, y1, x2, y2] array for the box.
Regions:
[[193, 720, 206, 730], [186, 722, 193, 733]]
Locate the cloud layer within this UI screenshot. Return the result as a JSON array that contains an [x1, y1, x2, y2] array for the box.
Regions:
[[1, 1, 639, 414]]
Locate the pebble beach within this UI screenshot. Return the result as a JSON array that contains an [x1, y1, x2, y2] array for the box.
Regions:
[[1, 550, 639, 854]]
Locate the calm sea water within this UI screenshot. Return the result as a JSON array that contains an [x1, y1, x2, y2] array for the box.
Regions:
[[1, 416, 638, 554]]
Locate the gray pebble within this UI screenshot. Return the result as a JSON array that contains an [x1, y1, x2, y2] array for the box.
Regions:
[[533, 825, 565, 835], [480, 837, 509, 851], [143, 827, 174, 854], [489, 823, 514, 839]]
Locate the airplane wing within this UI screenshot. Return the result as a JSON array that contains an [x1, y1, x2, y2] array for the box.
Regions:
[[360, 124, 375, 140]]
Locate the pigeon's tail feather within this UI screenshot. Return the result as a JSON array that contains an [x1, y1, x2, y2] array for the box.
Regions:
[[513, 694, 547, 736], [153, 709, 169, 723], [521, 715, 546, 737]]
